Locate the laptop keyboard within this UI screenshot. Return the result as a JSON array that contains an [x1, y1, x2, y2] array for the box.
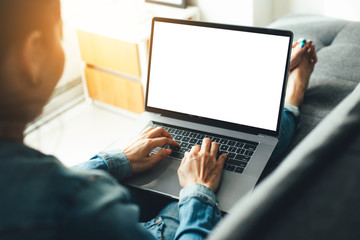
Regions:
[[148, 122, 259, 174]]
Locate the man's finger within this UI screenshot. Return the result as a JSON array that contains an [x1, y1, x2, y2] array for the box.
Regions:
[[158, 127, 173, 139], [217, 153, 227, 168], [143, 126, 154, 134], [147, 127, 172, 139], [201, 138, 211, 153], [191, 145, 201, 153], [148, 148, 171, 165], [179, 151, 189, 167], [145, 127, 163, 138], [210, 141, 219, 157], [150, 137, 179, 149]]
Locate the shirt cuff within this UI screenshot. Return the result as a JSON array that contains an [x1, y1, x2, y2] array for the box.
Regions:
[[96, 150, 132, 179], [179, 184, 219, 209], [284, 102, 301, 129], [284, 102, 300, 117]]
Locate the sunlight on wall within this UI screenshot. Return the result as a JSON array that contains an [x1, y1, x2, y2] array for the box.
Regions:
[[58, 0, 116, 88]]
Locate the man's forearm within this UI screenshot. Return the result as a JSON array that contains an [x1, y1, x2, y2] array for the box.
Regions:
[[72, 149, 132, 180]]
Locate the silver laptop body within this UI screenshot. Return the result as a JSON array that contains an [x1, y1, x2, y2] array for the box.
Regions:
[[124, 17, 293, 213]]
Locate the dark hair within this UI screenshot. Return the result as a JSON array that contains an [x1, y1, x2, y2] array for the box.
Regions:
[[0, 0, 61, 64]]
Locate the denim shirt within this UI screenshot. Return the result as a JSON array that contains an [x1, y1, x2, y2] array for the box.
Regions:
[[0, 141, 221, 240]]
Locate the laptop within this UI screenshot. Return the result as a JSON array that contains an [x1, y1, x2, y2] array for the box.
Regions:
[[124, 17, 293, 213]]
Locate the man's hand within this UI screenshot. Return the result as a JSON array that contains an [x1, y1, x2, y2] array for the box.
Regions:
[[123, 127, 179, 174], [177, 138, 227, 193]]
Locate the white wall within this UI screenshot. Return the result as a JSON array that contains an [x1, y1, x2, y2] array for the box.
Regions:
[[188, 0, 274, 26], [58, 0, 116, 88], [189, 0, 360, 27], [318, 0, 360, 21], [272, 0, 324, 19], [188, 0, 255, 25], [272, 0, 360, 22], [253, 0, 274, 26]]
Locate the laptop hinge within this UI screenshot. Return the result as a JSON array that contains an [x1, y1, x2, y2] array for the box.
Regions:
[[258, 134, 266, 138]]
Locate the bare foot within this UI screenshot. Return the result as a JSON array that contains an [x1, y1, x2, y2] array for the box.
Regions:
[[289, 39, 314, 71], [285, 45, 317, 107]]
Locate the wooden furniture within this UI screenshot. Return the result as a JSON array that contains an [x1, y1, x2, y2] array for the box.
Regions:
[[76, 2, 199, 114]]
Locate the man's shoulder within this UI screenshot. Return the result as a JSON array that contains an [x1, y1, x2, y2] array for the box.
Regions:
[[0, 141, 133, 238], [0, 141, 128, 204], [0, 140, 117, 184]]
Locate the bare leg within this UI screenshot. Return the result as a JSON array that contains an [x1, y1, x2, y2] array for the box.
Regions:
[[285, 44, 317, 107], [259, 40, 318, 181]]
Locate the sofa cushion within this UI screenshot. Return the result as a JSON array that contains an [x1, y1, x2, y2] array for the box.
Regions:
[[209, 76, 360, 240], [268, 15, 360, 149]]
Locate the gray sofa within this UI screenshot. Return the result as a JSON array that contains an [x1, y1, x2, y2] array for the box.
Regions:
[[271, 14, 360, 150], [209, 15, 360, 239]]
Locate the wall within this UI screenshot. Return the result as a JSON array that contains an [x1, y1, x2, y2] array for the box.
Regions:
[[189, 0, 360, 27], [188, 0, 273, 26], [188, 0, 255, 25], [272, 0, 360, 22], [59, 0, 116, 88]]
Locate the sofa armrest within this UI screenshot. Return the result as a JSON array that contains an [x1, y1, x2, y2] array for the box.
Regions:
[[209, 83, 360, 239]]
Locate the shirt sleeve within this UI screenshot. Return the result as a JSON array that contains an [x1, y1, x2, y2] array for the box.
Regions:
[[63, 171, 154, 240], [284, 102, 301, 129], [175, 184, 222, 240], [72, 149, 132, 180]]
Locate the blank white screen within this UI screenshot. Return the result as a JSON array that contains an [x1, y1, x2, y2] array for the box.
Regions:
[[147, 21, 290, 131]]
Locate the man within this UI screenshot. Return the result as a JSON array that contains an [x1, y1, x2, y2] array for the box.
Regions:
[[0, 1, 316, 239]]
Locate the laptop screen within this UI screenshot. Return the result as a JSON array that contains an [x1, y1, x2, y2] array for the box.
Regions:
[[146, 18, 292, 135]]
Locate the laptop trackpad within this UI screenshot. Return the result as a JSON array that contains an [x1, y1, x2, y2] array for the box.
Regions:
[[124, 156, 182, 199]]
